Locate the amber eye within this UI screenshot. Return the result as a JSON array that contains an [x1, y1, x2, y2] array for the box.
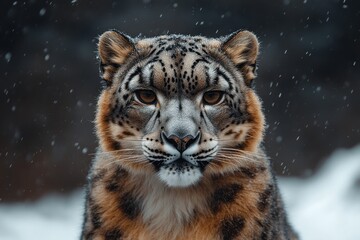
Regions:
[[135, 90, 157, 104], [203, 91, 224, 105]]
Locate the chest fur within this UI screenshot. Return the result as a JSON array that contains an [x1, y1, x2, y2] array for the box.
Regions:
[[85, 161, 278, 239]]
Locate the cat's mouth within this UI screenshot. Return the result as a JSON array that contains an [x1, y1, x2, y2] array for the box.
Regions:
[[157, 158, 206, 187], [163, 159, 197, 172], [172, 157, 210, 170], [152, 157, 210, 175], [170, 157, 194, 166]]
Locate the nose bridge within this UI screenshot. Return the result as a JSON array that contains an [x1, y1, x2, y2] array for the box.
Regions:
[[163, 99, 198, 138]]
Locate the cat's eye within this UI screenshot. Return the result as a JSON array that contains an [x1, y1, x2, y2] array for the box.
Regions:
[[135, 90, 157, 105], [203, 91, 224, 105]]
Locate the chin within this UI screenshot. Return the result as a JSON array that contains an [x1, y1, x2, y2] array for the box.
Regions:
[[157, 162, 203, 187]]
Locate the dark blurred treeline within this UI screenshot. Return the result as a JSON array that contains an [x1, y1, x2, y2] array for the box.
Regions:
[[1, 0, 359, 202]]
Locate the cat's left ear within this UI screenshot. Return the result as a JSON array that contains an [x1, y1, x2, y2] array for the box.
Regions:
[[98, 30, 135, 84], [221, 30, 259, 87]]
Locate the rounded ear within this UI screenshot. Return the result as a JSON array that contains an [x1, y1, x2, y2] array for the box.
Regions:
[[221, 30, 259, 87], [98, 30, 135, 84]]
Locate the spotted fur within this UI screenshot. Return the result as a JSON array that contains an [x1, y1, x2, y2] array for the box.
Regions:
[[81, 30, 298, 240]]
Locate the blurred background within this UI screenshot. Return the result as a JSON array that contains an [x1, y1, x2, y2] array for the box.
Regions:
[[1, 1, 360, 239], [1, 0, 360, 212]]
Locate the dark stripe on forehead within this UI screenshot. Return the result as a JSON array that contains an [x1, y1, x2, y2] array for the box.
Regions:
[[158, 59, 165, 67], [216, 68, 234, 91], [148, 47, 157, 56], [124, 67, 142, 90], [155, 47, 165, 55], [138, 71, 145, 84], [204, 66, 211, 87], [146, 56, 160, 65], [190, 58, 210, 77], [149, 65, 155, 87]]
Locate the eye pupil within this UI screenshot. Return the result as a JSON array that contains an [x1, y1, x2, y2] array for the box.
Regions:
[[135, 90, 157, 104], [203, 91, 224, 105]]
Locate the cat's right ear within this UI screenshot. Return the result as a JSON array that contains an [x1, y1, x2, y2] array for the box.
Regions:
[[221, 30, 259, 87], [98, 30, 135, 84]]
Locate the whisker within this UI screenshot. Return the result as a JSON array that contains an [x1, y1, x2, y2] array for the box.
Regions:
[[216, 139, 239, 142], [101, 156, 150, 168], [94, 149, 143, 155], [216, 156, 262, 164], [216, 151, 261, 157], [217, 155, 263, 163], [219, 148, 266, 157], [118, 139, 143, 142], [213, 158, 240, 168]]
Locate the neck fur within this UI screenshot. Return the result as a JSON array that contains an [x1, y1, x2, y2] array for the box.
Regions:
[[130, 173, 212, 238]]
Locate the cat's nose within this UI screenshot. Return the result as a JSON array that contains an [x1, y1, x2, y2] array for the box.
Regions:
[[161, 132, 200, 152]]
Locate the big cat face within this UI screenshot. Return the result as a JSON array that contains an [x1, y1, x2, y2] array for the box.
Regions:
[[96, 31, 264, 187]]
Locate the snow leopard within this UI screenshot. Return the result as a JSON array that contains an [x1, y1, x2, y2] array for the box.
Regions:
[[81, 29, 298, 240]]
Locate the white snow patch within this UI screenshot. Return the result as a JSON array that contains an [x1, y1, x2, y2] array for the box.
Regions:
[[0, 191, 84, 240], [279, 145, 360, 240], [0, 146, 359, 240]]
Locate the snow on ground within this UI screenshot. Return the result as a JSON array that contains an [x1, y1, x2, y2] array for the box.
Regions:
[[0, 146, 359, 240], [279, 145, 360, 240], [0, 191, 84, 240]]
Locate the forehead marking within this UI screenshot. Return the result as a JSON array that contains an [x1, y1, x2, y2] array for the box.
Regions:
[[123, 37, 237, 96], [125, 67, 142, 90], [216, 67, 233, 91]]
